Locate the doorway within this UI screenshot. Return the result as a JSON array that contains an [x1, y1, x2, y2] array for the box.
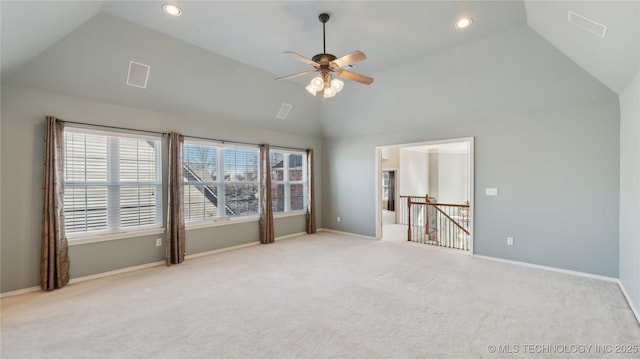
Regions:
[[375, 138, 474, 253], [381, 169, 404, 242]]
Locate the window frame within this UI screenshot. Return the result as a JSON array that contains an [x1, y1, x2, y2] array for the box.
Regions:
[[183, 139, 260, 226], [382, 171, 390, 201], [270, 149, 308, 215], [62, 126, 164, 241]]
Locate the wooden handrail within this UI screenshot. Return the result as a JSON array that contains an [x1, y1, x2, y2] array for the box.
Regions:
[[401, 194, 470, 250], [406, 196, 469, 235], [402, 195, 469, 208], [428, 203, 470, 235], [427, 202, 469, 208]]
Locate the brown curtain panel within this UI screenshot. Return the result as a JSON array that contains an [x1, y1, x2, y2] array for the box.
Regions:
[[259, 144, 274, 244], [167, 132, 186, 265], [305, 149, 316, 234], [41, 116, 70, 291]]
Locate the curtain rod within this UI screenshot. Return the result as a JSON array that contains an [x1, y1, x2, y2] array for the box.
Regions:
[[61, 120, 167, 136], [183, 135, 308, 152], [60, 119, 308, 152]]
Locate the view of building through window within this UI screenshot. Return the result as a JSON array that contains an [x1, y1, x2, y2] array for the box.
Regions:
[[183, 142, 259, 222], [62, 131, 309, 234], [270, 151, 306, 213]]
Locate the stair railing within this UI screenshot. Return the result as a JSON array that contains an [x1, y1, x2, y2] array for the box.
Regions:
[[402, 195, 470, 251]]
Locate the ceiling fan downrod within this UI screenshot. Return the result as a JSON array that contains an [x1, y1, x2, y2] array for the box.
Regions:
[[319, 13, 330, 54]]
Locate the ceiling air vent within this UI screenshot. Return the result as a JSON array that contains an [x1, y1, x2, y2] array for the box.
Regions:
[[276, 103, 293, 119], [568, 11, 607, 38], [127, 61, 151, 88]]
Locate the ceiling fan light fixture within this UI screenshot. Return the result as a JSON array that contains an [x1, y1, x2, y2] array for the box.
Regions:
[[162, 4, 182, 16], [277, 12, 373, 98], [330, 78, 344, 93], [455, 17, 473, 29], [323, 87, 336, 98], [311, 76, 325, 91], [305, 84, 318, 96]]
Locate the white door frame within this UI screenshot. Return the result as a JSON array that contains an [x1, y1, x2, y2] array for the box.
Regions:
[[375, 137, 475, 254]]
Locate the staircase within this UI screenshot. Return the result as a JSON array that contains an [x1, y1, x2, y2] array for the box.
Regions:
[[399, 195, 470, 251]]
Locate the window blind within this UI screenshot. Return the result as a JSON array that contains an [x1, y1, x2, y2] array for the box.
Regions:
[[63, 128, 162, 235], [183, 141, 259, 223], [269, 151, 307, 213]]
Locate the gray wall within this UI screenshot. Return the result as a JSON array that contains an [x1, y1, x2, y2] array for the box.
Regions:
[[0, 85, 321, 293], [3, 13, 323, 137], [322, 101, 620, 277], [0, 15, 627, 295], [399, 149, 429, 197], [437, 152, 468, 204], [320, 26, 620, 277], [619, 70, 640, 315], [319, 27, 615, 139]]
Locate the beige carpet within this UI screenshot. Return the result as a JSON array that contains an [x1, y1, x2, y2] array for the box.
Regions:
[[2, 232, 639, 358], [382, 210, 407, 243]]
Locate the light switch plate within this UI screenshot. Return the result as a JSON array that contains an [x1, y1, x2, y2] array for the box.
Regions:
[[485, 188, 498, 196]]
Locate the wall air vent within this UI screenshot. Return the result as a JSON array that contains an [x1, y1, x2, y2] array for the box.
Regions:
[[127, 61, 151, 88], [568, 11, 607, 38], [276, 103, 293, 119]]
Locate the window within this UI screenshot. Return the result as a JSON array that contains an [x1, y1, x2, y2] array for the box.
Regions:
[[270, 151, 307, 213], [63, 128, 162, 236], [183, 141, 259, 223], [382, 171, 390, 201]]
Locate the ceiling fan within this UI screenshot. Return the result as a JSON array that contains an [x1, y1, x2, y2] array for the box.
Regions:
[[276, 13, 374, 98]]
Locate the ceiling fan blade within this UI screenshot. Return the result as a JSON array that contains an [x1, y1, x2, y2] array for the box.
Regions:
[[284, 51, 320, 67], [331, 51, 367, 69], [275, 69, 318, 81], [335, 69, 374, 85]]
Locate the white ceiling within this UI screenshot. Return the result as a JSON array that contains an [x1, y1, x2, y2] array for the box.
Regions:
[[1, 1, 528, 81], [99, 1, 528, 80], [0, 1, 103, 75], [525, 1, 639, 93], [1, 1, 637, 100]]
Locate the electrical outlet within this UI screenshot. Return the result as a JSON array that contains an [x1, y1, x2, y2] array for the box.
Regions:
[[337, 216, 341, 222], [156, 238, 162, 247], [507, 237, 514, 246]]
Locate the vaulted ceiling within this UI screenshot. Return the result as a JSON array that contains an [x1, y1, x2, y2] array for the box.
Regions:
[[1, 1, 638, 137]]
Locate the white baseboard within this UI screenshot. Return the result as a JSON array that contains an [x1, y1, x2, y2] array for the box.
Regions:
[[275, 231, 307, 241], [618, 280, 640, 325], [0, 286, 41, 298], [187, 232, 308, 259], [70, 261, 166, 284], [1, 261, 167, 298], [473, 254, 618, 283], [1, 234, 308, 298], [317, 228, 377, 240], [6, 234, 637, 328], [473, 255, 639, 325], [186, 241, 260, 259]]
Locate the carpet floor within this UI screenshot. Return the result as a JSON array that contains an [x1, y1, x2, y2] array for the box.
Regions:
[[2, 232, 639, 358]]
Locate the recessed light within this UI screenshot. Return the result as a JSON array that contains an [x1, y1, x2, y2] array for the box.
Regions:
[[163, 4, 182, 17], [455, 17, 473, 29]]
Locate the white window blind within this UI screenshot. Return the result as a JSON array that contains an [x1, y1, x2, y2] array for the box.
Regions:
[[270, 150, 307, 213], [63, 128, 162, 235], [183, 141, 259, 223]]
